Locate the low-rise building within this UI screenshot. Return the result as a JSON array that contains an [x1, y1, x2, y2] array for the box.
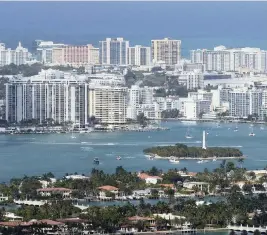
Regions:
[[183, 181, 210, 192], [37, 188, 72, 198], [97, 185, 121, 199], [138, 173, 163, 184]]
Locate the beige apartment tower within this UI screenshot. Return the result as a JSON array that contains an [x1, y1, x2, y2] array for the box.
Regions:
[[88, 87, 127, 124], [151, 38, 181, 65]]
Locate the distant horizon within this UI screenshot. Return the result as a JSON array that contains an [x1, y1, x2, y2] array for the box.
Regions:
[[0, 1, 266, 57]]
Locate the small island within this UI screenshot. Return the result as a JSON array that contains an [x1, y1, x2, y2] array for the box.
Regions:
[[143, 143, 244, 160]]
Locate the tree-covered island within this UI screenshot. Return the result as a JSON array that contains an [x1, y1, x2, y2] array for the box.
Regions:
[[144, 144, 244, 160]]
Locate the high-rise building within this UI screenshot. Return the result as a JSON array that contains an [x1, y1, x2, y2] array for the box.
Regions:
[[151, 38, 181, 65], [52, 44, 99, 66], [99, 38, 129, 65], [128, 45, 151, 66], [36, 41, 66, 64], [88, 86, 127, 124], [5, 69, 89, 125], [0, 42, 29, 66], [229, 88, 262, 118], [191, 46, 266, 72], [178, 70, 204, 90]]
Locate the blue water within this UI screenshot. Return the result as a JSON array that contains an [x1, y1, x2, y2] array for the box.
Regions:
[[0, 121, 266, 182], [0, 2, 266, 57]]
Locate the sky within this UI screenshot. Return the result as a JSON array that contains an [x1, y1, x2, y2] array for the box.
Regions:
[[0, 2, 266, 56]]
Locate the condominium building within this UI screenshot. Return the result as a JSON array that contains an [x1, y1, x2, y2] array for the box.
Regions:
[[6, 69, 89, 125], [229, 88, 262, 118], [151, 38, 181, 65], [178, 70, 204, 90], [183, 98, 211, 119], [0, 42, 29, 66], [88, 86, 127, 124], [52, 44, 99, 66], [128, 45, 151, 66], [190, 46, 267, 72], [99, 38, 129, 65], [36, 41, 66, 64]]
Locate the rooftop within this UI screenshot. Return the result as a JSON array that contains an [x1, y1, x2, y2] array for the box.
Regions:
[[98, 185, 119, 191]]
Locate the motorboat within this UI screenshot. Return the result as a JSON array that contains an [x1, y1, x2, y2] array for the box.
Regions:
[[212, 156, 217, 162], [116, 156, 122, 160], [260, 126, 265, 130], [169, 157, 180, 164], [93, 157, 100, 165], [197, 160, 204, 164], [249, 127, 255, 136], [148, 156, 155, 160]]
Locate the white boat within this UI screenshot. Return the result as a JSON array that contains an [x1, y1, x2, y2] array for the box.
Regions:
[[116, 156, 122, 160], [249, 127, 255, 136], [185, 128, 193, 139], [197, 160, 204, 164], [169, 157, 180, 164], [260, 126, 264, 130], [213, 156, 217, 162]]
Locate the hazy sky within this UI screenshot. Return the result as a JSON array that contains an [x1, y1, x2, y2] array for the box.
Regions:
[[0, 2, 266, 54]]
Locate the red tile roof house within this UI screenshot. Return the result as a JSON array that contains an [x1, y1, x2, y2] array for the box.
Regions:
[[0, 219, 65, 233], [138, 173, 163, 185], [97, 185, 125, 200], [37, 188, 72, 198]]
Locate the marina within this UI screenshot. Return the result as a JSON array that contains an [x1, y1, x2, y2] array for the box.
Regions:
[[0, 121, 266, 182]]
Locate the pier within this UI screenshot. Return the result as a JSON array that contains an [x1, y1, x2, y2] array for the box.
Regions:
[[228, 225, 267, 233]]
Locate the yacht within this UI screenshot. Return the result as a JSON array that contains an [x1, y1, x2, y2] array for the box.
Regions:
[[212, 156, 217, 162], [169, 157, 180, 164], [93, 157, 100, 165], [116, 156, 122, 160]]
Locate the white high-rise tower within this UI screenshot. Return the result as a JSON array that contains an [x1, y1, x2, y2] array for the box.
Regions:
[[202, 130, 206, 149]]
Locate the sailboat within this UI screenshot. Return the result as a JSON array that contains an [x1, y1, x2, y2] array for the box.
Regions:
[[249, 127, 255, 136], [185, 128, 193, 139]]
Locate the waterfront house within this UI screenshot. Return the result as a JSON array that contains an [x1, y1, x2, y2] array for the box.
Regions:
[[132, 189, 151, 198], [183, 181, 210, 193], [97, 185, 121, 199], [153, 213, 191, 229], [120, 216, 156, 232], [138, 173, 163, 184], [37, 187, 72, 198]]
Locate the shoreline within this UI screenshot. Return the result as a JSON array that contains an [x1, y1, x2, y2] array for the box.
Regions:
[[146, 154, 245, 160]]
